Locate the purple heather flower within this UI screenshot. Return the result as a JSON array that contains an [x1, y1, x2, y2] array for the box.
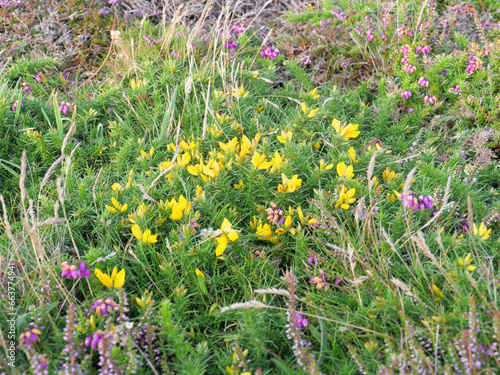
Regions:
[[404, 64, 416, 74], [144, 35, 161, 47], [380, 31, 387, 41], [60, 261, 90, 279], [396, 26, 407, 38], [108, 0, 119, 4], [295, 313, 308, 329], [59, 102, 70, 115], [35, 74, 42, 83], [304, 55, 312, 65], [366, 31, 375, 42], [171, 50, 179, 59], [232, 22, 251, 35], [424, 95, 437, 104], [416, 45, 431, 54], [12, 100, 23, 111], [260, 46, 279, 59], [417, 77, 429, 87], [408, 108, 414, 114], [308, 256, 317, 267], [85, 331, 105, 350], [224, 40, 238, 50], [90, 298, 118, 316], [19, 328, 42, 346], [466, 55, 483, 74], [98, 8, 109, 14], [399, 193, 434, 211], [401, 90, 412, 99], [331, 10, 346, 20]]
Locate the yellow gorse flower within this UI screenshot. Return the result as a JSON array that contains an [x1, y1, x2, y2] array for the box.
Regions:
[[332, 118, 360, 140], [167, 195, 191, 221], [336, 162, 354, 178], [308, 87, 320, 100], [277, 130, 293, 143], [215, 218, 238, 256], [136, 291, 153, 308], [433, 284, 444, 302], [335, 185, 356, 210], [106, 197, 128, 214], [458, 253, 476, 271], [297, 206, 316, 225], [232, 85, 249, 99], [300, 102, 320, 118], [382, 167, 398, 182], [320, 159, 334, 170], [251, 150, 273, 170], [131, 224, 158, 244], [349, 147, 356, 163], [473, 222, 491, 241], [234, 179, 245, 190], [137, 147, 154, 161], [278, 173, 302, 193], [95, 267, 126, 289], [130, 79, 142, 90]]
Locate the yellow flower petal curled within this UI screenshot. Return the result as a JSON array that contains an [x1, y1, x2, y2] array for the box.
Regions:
[[113, 269, 126, 289], [195, 269, 205, 279], [132, 224, 143, 241], [216, 235, 228, 256], [95, 268, 113, 288]]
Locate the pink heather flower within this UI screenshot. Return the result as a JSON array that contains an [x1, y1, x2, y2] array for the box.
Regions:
[[380, 32, 387, 41], [400, 44, 410, 55], [295, 313, 308, 329], [85, 331, 104, 351], [400, 56, 410, 65], [424, 95, 437, 104], [415, 45, 430, 54], [466, 55, 483, 74], [35, 74, 42, 83], [303, 55, 312, 65], [59, 102, 71, 115], [366, 31, 375, 42], [171, 50, 179, 59], [108, 0, 119, 4], [404, 64, 416, 74], [408, 108, 414, 114], [400, 193, 434, 211], [308, 256, 317, 267], [98, 8, 109, 14], [417, 77, 429, 87], [331, 10, 346, 20], [260, 46, 279, 59], [60, 261, 90, 279], [12, 100, 23, 111], [90, 298, 118, 316], [232, 22, 252, 35], [396, 26, 406, 38], [401, 90, 412, 99], [19, 328, 42, 346], [224, 40, 237, 50]]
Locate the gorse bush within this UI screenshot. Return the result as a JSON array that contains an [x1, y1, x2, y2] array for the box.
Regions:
[[1, 0, 500, 374]]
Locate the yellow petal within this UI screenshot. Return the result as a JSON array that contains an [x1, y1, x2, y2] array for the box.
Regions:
[[95, 269, 113, 288], [216, 235, 228, 256], [132, 224, 143, 240], [113, 269, 126, 288]]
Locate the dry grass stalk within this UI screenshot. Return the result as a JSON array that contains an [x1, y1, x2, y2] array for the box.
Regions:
[[220, 300, 270, 312]]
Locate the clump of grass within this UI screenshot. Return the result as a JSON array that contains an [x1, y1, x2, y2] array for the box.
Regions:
[[1, 0, 500, 374]]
